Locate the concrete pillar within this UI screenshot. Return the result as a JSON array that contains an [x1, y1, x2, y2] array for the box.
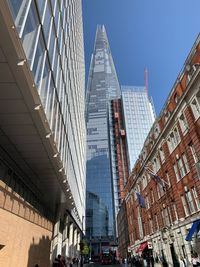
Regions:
[[69, 223, 74, 257], [62, 217, 70, 257], [77, 232, 80, 253], [50, 204, 64, 262], [51, 220, 63, 261], [182, 226, 192, 260], [74, 228, 77, 247]]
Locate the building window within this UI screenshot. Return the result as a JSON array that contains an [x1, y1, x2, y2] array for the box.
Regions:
[[149, 219, 153, 234], [167, 206, 172, 224], [151, 189, 154, 204], [177, 158, 186, 178], [174, 127, 181, 144], [164, 110, 171, 123], [146, 195, 150, 209], [157, 185, 160, 199], [152, 156, 161, 173], [142, 175, 147, 189], [159, 146, 165, 163], [7, 0, 32, 33], [182, 153, 190, 173], [173, 163, 180, 181], [138, 207, 143, 239], [185, 191, 195, 214], [165, 172, 171, 187], [179, 113, 188, 134], [167, 127, 180, 154], [181, 195, 189, 216], [189, 143, 199, 163], [174, 93, 179, 103], [21, 1, 40, 65], [191, 97, 200, 120], [155, 214, 159, 230], [173, 203, 178, 221], [167, 137, 173, 154], [162, 209, 170, 226], [192, 187, 200, 210], [163, 208, 170, 225]]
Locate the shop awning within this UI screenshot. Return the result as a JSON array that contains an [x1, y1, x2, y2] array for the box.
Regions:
[[185, 220, 200, 241], [136, 241, 148, 253]]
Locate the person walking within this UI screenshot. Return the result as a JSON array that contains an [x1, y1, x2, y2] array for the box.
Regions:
[[179, 256, 187, 267], [191, 253, 200, 267]]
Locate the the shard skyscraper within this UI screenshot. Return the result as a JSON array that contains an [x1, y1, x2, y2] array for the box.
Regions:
[[85, 25, 121, 253]]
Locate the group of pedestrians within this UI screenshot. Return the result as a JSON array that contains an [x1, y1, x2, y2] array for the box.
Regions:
[[127, 251, 200, 267], [53, 254, 79, 267], [128, 255, 154, 267]]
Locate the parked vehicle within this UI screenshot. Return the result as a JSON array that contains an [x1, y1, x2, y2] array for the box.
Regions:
[[101, 255, 112, 265]]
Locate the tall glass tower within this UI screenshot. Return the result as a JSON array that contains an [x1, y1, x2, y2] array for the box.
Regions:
[[85, 25, 120, 250], [121, 86, 155, 171]]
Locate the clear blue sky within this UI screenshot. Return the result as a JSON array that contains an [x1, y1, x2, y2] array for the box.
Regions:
[[83, 0, 200, 115]]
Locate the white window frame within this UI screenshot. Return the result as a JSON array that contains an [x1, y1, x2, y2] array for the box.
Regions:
[[179, 113, 188, 135], [173, 163, 180, 182], [189, 143, 199, 163], [165, 172, 171, 187], [185, 191, 195, 214], [159, 146, 165, 163], [190, 97, 200, 120], [177, 157, 186, 178], [181, 195, 189, 217], [182, 153, 190, 174], [192, 187, 200, 210], [173, 203, 178, 221]]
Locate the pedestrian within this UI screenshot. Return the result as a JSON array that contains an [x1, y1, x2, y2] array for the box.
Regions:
[[179, 256, 187, 267], [146, 256, 151, 267], [143, 257, 147, 267], [131, 256, 136, 267], [150, 255, 154, 267], [191, 253, 200, 267], [53, 254, 64, 267]]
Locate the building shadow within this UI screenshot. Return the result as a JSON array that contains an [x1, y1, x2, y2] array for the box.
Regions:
[[27, 235, 51, 267]]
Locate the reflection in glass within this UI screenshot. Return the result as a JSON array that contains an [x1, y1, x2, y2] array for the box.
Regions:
[[7, 0, 31, 33], [39, 54, 50, 108], [32, 31, 45, 87], [21, 1, 39, 64]]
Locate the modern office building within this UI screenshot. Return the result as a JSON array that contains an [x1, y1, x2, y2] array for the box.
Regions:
[[110, 88, 155, 257], [0, 0, 85, 266], [85, 25, 121, 254], [121, 86, 155, 172]]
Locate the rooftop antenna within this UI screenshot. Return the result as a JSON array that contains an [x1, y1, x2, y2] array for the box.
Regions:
[[144, 67, 148, 96]]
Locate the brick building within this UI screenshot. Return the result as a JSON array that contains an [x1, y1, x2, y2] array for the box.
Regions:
[[125, 34, 200, 265], [117, 200, 130, 258]]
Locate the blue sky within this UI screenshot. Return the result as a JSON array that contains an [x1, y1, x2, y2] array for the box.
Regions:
[[83, 0, 200, 115]]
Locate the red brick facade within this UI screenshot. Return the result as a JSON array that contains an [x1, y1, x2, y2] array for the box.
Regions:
[[125, 35, 200, 263]]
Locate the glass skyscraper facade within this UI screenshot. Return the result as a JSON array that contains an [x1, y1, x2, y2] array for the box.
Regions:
[[0, 0, 85, 264], [6, 0, 86, 221], [121, 86, 155, 171], [85, 25, 120, 244]]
